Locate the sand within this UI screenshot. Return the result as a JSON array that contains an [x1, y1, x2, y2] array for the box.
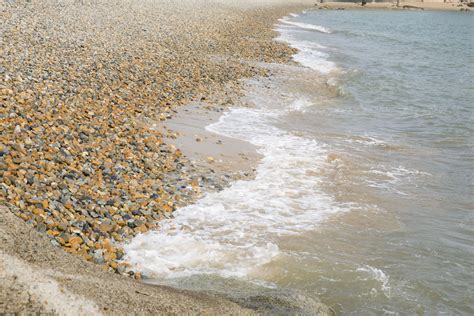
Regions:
[[151, 78, 262, 180], [0, 205, 256, 314]]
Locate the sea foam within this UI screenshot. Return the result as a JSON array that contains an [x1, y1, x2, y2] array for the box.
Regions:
[[124, 97, 346, 279], [286, 98, 314, 113], [124, 13, 344, 281], [278, 18, 332, 34], [276, 17, 336, 74]]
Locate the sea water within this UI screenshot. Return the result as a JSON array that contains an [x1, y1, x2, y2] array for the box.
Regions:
[[125, 10, 473, 314]]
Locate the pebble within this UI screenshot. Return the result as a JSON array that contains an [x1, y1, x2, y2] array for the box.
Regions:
[[1, 0, 295, 275]]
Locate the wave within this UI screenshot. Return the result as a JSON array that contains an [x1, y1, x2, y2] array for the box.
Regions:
[[357, 265, 392, 297], [347, 135, 390, 147], [124, 94, 347, 279], [286, 98, 314, 113], [275, 16, 337, 74], [276, 28, 336, 74], [364, 165, 432, 196], [278, 19, 331, 34]]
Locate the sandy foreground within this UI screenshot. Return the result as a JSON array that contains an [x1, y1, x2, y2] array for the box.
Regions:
[[0, 0, 333, 314], [0, 205, 256, 314]]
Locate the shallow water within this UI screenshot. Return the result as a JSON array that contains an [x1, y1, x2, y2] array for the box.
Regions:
[[125, 10, 473, 314]]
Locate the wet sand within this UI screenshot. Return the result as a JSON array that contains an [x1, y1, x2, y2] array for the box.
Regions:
[[153, 100, 262, 181]]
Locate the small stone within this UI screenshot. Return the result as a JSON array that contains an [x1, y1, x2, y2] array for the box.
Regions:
[[104, 251, 117, 262], [32, 208, 44, 216], [36, 223, 47, 233], [57, 223, 67, 231], [14, 125, 21, 134], [136, 224, 147, 234], [60, 232, 71, 243], [47, 229, 59, 237], [93, 249, 105, 264], [98, 223, 113, 233], [56, 237, 66, 246], [134, 272, 142, 280], [82, 252, 93, 261], [69, 236, 83, 246], [117, 263, 127, 274], [102, 239, 116, 253], [24, 137, 33, 145]]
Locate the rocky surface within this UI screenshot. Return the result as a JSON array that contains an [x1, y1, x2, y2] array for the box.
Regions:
[[1, 0, 309, 276], [0, 0, 336, 313]]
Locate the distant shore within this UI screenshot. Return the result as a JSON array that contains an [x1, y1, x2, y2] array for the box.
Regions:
[[315, 1, 472, 11]]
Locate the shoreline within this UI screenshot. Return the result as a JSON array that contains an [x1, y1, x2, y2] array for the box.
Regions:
[[3, 0, 468, 313], [0, 205, 255, 314], [1, 0, 310, 273], [1, 0, 317, 313], [147, 85, 262, 193]]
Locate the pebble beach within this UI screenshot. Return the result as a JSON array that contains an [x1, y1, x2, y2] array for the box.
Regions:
[[0, 0, 318, 313]]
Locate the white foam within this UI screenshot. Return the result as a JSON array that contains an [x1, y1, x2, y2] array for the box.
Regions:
[[286, 98, 314, 113], [125, 15, 345, 281], [278, 19, 331, 34], [348, 135, 389, 147], [124, 97, 346, 279], [292, 49, 337, 74], [364, 165, 431, 196], [276, 22, 337, 74], [357, 265, 391, 297], [368, 166, 431, 184]]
